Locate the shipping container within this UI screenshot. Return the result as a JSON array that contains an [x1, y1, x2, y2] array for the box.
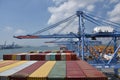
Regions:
[[28, 61, 56, 80], [50, 53, 57, 60], [3, 53, 29, 60], [3, 54, 12, 60], [48, 61, 66, 80], [0, 61, 18, 68], [0, 61, 27, 72], [71, 53, 77, 60], [55, 53, 61, 60], [0, 60, 16, 64], [45, 53, 53, 60], [16, 53, 29, 60], [66, 61, 81, 71], [61, 53, 66, 61], [3, 52, 78, 61], [83, 69, 108, 80], [25, 54, 30, 60], [20, 55, 26, 60], [66, 61, 86, 80], [66, 53, 71, 61], [77, 60, 95, 70], [66, 70, 86, 80], [30, 54, 40, 60], [0, 61, 37, 80], [26, 53, 37, 60], [29, 53, 39, 60], [10, 61, 46, 80], [16, 54, 21, 60], [12, 54, 17, 60], [39, 53, 49, 60]]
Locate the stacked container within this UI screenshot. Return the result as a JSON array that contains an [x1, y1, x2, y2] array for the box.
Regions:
[[77, 60, 108, 80], [0, 60, 108, 80], [66, 61, 86, 80], [1, 50, 108, 80], [3, 52, 78, 61], [48, 61, 66, 80]]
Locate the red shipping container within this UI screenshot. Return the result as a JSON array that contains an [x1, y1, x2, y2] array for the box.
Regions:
[[30, 54, 40, 60], [10, 61, 46, 80], [71, 53, 77, 60], [77, 61, 95, 70], [66, 61, 86, 80], [66, 61, 82, 70], [66, 70, 86, 80], [39, 54, 46, 60], [30, 54, 38, 60], [30, 53, 48, 61], [3, 54, 12, 60], [39, 53, 49, 60], [84, 70, 108, 80], [66, 53, 71, 61], [20, 55, 26, 60], [55, 53, 61, 60], [83, 69, 106, 77]]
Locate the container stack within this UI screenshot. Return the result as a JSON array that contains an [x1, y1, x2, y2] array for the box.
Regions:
[[1, 50, 108, 80], [0, 60, 108, 80], [3, 51, 78, 61]]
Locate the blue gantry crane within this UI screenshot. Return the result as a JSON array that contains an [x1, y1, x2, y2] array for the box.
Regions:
[[14, 11, 120, 76]]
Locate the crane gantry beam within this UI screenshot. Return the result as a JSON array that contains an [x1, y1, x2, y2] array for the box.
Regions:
[[14, 32, 120, 39]]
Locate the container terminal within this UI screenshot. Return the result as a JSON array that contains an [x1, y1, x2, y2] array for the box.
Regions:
[[0, 11, 120, 80]]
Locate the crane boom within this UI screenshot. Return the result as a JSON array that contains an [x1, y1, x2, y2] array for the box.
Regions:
[[14, 32, 120, 39], [13, 35, 39, 39]]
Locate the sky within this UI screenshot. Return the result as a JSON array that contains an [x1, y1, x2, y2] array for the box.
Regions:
[[0, 0, 120, 46]]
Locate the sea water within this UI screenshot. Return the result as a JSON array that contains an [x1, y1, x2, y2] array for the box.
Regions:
[[0, 46, 59, 59]]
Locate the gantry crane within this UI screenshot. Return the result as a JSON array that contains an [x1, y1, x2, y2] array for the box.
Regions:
[[14, 11, 120, 75]]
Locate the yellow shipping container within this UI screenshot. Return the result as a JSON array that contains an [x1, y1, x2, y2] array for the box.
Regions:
[[28, 61, 56, 80], [12, 55, 17, 60], [0, 61, 27, 72]]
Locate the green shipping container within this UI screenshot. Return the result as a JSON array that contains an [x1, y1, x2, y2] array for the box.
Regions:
[[48, 61, 66, 80], [50, 53, 57, 61], [46, 53, 53, 60]]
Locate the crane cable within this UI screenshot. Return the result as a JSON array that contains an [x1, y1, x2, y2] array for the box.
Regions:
[[54, 16, 77, 34], [87, 13, 120, 26], [84, 15, 102, 26], [84, 14, 108, 26], [84, 14, 120, 28], [32, 14, 77, 35], [49, 17, 76, 43]]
